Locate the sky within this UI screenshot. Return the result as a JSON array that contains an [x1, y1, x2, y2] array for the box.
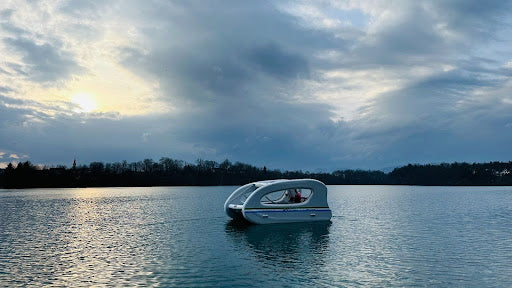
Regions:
[[1, 0, 512, 171]]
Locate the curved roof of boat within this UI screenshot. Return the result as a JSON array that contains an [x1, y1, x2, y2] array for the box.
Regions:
[[250, 179, 324, 188]]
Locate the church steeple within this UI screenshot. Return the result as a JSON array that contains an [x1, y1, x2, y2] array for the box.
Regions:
[[72, 158, 76, 169]]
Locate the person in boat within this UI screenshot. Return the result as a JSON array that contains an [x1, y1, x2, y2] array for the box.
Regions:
[[294, 189, 302, 203]]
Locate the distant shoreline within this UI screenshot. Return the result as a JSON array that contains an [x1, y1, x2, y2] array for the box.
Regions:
[[1, 184, 512, 190], [1, 158, 511, 188]]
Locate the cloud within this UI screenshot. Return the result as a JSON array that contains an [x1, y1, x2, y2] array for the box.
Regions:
[[59, 0, 101, 16], [3, 37, 84, 82], [248, 43, 309, 79], [0, 86, 12, 93], [0, 0, 512, 170]]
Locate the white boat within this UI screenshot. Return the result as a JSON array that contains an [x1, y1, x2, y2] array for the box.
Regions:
[[224, 179, 332, 224]]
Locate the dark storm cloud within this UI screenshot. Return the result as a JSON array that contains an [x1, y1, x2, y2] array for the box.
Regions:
[[363, 68, 505, 127], [433, 0, 512, 37], [0, 98, 50, 151], [355, 63, 512, 167], [248, 43, 309, 79], [113, 0, 344, 168], [119, 1, 335, 102], [164, 99, 348, 169], [3, 37, 83, 82]]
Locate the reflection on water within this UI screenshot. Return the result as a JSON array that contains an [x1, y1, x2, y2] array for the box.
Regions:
[[225, 221, 330, 269], [224, 221, 331, 287], [54, 195, 158, 286], [0, 188, 162, 286]]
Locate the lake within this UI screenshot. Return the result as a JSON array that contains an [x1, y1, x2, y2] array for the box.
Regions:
[[1, 185, 511, 287]]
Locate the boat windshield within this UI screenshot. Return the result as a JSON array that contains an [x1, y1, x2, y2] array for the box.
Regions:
[[235, 185, 258, 204], [260, 188, 312, 205]]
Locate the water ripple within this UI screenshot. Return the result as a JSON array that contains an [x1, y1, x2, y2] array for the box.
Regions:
[[1, 186, 511, 287]]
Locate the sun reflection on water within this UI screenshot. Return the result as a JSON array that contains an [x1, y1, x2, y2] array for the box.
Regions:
[[39, 188, 161, 286]]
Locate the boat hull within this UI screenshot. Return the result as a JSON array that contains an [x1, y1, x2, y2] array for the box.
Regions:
[[227, 207, 246, 221], [243, 207, 332, 224]]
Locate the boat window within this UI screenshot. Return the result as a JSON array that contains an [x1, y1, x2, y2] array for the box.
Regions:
[[235, 185, 258, 204], [260, 188, 313, 205]]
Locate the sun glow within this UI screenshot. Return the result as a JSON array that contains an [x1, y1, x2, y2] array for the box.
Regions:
[[71, 93, 98, 112]]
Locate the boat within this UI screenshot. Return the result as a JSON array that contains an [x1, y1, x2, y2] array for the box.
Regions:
[[224, 179, 332, 224]]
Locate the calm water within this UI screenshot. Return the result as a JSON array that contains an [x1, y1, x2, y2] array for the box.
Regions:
[[1, 185, 511, 287]]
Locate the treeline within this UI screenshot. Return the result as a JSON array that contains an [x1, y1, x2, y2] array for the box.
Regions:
[[0, 158, 511, 188]]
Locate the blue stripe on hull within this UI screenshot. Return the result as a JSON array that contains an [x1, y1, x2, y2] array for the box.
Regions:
[[244, 209, 331, 214]]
